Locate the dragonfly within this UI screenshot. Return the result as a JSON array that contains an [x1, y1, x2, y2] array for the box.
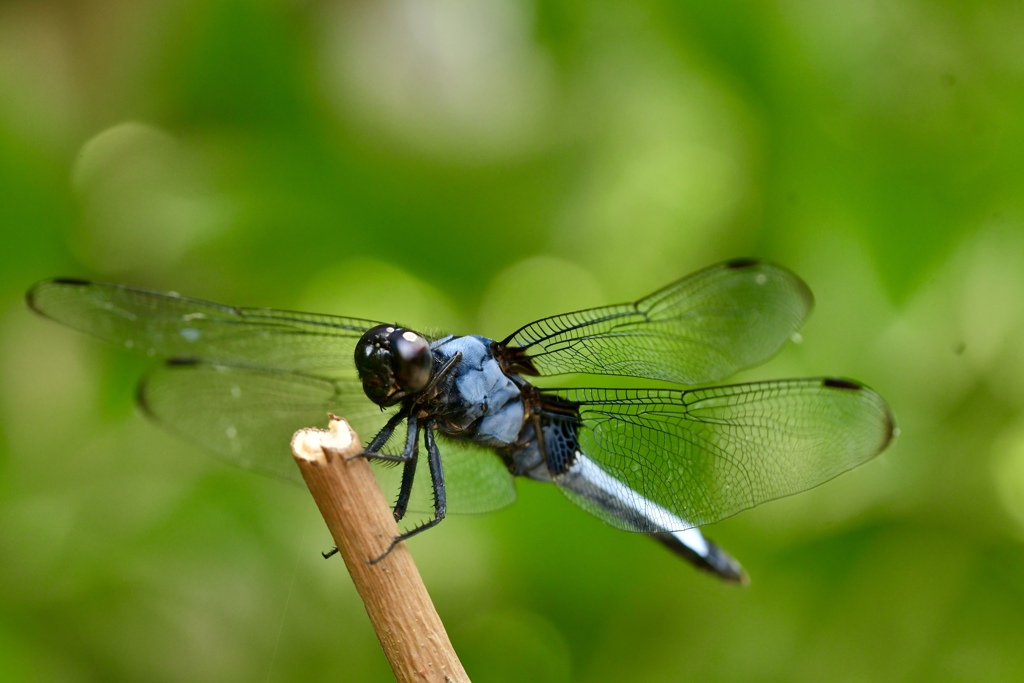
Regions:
[[26, 258, 896, 582]]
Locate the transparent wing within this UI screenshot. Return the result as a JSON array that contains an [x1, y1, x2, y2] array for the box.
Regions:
[[27, 279, 383, 377], [546, 378, 896, 532], [500, 259, 813, 385], [140, 360, 515, 514]]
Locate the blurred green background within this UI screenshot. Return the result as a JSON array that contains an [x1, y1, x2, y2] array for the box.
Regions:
[[2, 1, 1023, 681]]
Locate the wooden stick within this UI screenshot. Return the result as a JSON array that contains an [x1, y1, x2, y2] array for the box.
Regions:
[[291, 416, 470, 683]]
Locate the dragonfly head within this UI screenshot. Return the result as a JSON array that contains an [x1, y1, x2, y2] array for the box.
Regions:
[[354, 325, 434, 407]]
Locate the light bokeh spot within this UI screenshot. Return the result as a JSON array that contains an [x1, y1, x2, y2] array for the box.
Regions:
[[993, 425, 1024, 533], [318, 0, 555, 161], [71, 122, 235, 275], [477, 255, 604, 340]]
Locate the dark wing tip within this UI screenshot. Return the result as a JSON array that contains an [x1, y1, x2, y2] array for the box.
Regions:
[[50, 277, 92, 286], [165, 357, 202, 367], [822, 377, 864, 391], [822, 377, 899, 455], [725, 257, 761, 270]]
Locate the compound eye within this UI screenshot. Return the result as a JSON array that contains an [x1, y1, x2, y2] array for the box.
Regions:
[[389, 329, 433, 393], [354, 325, 396, 406]]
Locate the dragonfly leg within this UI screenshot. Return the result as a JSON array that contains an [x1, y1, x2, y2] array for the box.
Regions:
[[391, 418, 421, 522], [358, 413, 421, 519], [322, 412, 417, 559], [347, 409, 410, 462], [421, 351, 462, 395], [369, 423, 447, 564]]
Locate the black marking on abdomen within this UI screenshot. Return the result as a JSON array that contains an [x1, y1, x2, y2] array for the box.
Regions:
[[536, 393, 584, 476]]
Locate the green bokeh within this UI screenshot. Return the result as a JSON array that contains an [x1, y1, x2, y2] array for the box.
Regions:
[[2, 1, 1023, 681]]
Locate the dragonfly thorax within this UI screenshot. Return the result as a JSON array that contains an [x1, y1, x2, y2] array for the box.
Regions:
[[354, 324, 433, 407]]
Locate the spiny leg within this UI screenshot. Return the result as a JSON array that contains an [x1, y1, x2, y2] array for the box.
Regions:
[[391, 420, 420, 523], [423, 425, 447, 528], [348, 409, 410, 462], [370, 423, 447, 564], [322, 410, 415, 559]]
